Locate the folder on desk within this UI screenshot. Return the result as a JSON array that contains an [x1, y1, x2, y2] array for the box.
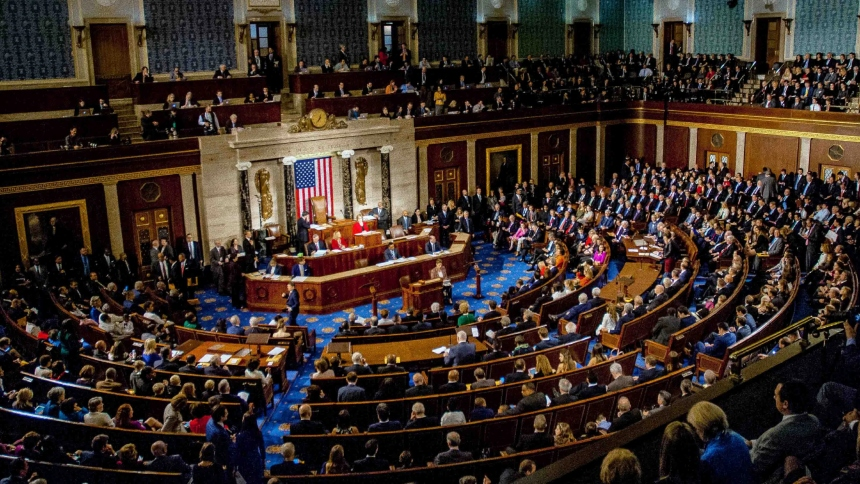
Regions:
[[267, 347, 286, 356], [471, 327, 479, 338], [219, 354, 231, 364], [432, 346, 447, 354], [313, 249, 327, 256], [291, 276, 307, 282], [199, 354, 216, 364], [227, 358, 242, 366], [235, 348, 251, 358]]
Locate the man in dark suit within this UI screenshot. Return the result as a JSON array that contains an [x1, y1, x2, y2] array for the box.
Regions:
[[282, 281, 300, 326], [696, 322, 737, 359], [574, 371, 607, 399], [637, 356, 664, 383], [383, 242, 402, 261], [79, 435, 118, 469], [443, 331, 476, 366], [439, 370, 467, 393], [306, 234, 327, 254], [433, 432, 473, 465], [515, 414, 554, 451], [263, 260, 282, 276], [557, 322, 583, 344], [343, 352, 374, 376], [290, 404, 326, 435], [481, 300, 502, 321], [551, 378, 578, 406], [296, 211, 311, 254], [609, 397, 642, 432], [513, 383, 548, 415], [307, 84, 324, 99], [337, 372, 367, 402], [178, 355, 202, 374], [213, 64, 232, 79], [370, 201, 390, 231], [182, 233, 203, 270], [650, 308, 681, 345], [646, 285, 668, 311], [352, 439, 390, 472], [397, 210, 412, 231], [504, 359, 530, 384], [144, 441, 191, 478], [367, 404, 403, 433], [376, 354, 406, 374], [459, 211, 473, 234], [425, 235, 442, 254], [533, 327, 559, 351], [171, 253, 192, 300], [405, 374, 433, 398], [439, 205, 455, 247], [549, 293, 590, 324], [333, 82, 350, 97]]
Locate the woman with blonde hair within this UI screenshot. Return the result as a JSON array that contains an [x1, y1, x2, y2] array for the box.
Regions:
[[141, 338, 161, 367], [272, 317, 290, 338], [12, 388, 34, 412], [686, 401, 753, 484], [596, 302, 618, 335], [600, 448, 641, 484], [554, 422, 576, 446], [533, 354, 554, 378], [457, 302, 476, 326], [330, 230, 347, 250], [322, 444, 350, 475], [311, 358, 334, 379], [557, 347, 577, 373], [587, 343, 608, 367]]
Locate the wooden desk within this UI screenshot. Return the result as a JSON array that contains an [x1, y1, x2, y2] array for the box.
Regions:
[[402, 278, 444, 311], [308, 218, 377, 245], [307, 86, 503, 117], [354, 231, 383, 247], [288, 67, 499, 94], [621, 235, 663, 261], [148, 102, 281, 137], [247, 233, 473, 313], [174, 340, 287, 390], [0, 85, 109, 115], [276, 234, 431, 276], [0, 114, 119, 153], [132, 77, 268, 104], [605, 236, 664, 301], [322, 334, 488, 368]]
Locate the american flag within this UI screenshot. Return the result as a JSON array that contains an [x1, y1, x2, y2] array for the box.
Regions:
[[294, 157, 334, 218]]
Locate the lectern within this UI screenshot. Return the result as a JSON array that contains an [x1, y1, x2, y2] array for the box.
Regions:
[[401, 278, 444, 312], [354, 230, 383, 248]]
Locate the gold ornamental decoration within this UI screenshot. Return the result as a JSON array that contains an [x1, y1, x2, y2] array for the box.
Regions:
[[254, 168, 273, 221], [289, 109, 347, 133], [354, 157, 368, 205]]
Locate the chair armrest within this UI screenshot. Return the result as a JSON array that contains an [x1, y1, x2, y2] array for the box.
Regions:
[[644, 340, 668, 362], [600, 332, 620, 350]]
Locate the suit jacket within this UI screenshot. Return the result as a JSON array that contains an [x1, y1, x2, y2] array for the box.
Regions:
[[337, 385, 367, 402], [610, 409, 642, 432], [383, 248, 401, 261], [405, 385, 434, 398], [575, 384, 606, 399], [646, 292, 668, 311], [651, 316, 680, 344], [352, 456, 390, 472], [439, 382, 467, 393], [516, 431, 554, 451], [291, 264, 312, 277], [145, 455, 190, 475], [504, 371, 530, 384], [514, 392, 548, 414], [444, 342, 476, 366], [306, 240, 327, 254], [751, 413, 823, 481], [367, 421, 402, 433], [290, 419, 326, 435], [434, 449, 473, 465], [425, 241, 442, 254], [606, 375, 634, 392], [637, 367, 664, 383]]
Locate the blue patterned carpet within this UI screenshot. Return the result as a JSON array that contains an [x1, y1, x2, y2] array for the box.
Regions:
[[192, 241, 592, 467]]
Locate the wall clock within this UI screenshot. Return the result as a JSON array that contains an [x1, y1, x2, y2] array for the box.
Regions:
[[440, 146, 454, 162]]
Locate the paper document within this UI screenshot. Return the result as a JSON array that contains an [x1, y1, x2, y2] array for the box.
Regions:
[[485, 330, 496, 339], [291, 276, 307, 282], [267, 347, 286, 356], [227, 358, 242, 366], [313, 250, 327, 256], [219, 354, 231, 364], [235, 348, 251, 358], [432, 346, 447, 354], [471, 327, 479, 338], [199, 354, 216, 364]]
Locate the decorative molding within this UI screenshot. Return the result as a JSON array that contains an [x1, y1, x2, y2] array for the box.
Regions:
[[341, 156, 354, 219], [666, 120, 860, 144], [378, 145, 394, 154], [282, 156, 297, 165], [72, 26, 86, 49], [0, 165, 200, 196], [236, 161, 253, 171], [381, 151, 392, 213], [340, 149, 355, 159]]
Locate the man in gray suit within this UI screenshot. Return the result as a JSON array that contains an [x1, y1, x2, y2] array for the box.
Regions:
[[747, 380, 824, 483], [370, 201, 390, 231], [606, 363, 634, 392], [758, 168, 778, 201], [397, 210, 412, 231], [443, 331, 476, 367]]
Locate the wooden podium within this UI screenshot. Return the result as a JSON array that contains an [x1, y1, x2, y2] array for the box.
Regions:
[[401, 278, 444, 311], [354, 230, 383, 248]]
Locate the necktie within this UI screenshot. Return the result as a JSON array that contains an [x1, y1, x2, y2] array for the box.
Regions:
[[300, 265, 305, 276], [161, 262, 167, 279]]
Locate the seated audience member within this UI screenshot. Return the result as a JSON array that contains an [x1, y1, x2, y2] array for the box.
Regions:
[[607, 363, 634, 391], [180, 91, 198, 108], [79, 434, 117, 469], [599, 448, 641, 484], [443, 331, 476, 366], [270, 443, 309, 475], [608, 397, 642, 432], [512, 382, 548, 414], [686, 401, 754, 484], [225, 114, 243, 134], [405, 374, 433, 397], [433, 432, 473, 465], [133, 66, 154, 83], [367, 403, 403, 432], [213, 64, 232, 79], [198, 106, 220, 135], [516, 414, 554, 451], [337, 372, 367, 402], [291, 404, 326, 435], [470, 397, 495, 421], [405, 402, 440, 429], [352, 439, 389, 472]]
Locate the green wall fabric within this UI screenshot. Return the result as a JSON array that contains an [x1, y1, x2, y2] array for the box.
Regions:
[[518, 0, 566, 57], [600, 0, 625, 53], [795, 0, 858, 56], [418, 0, 477, 61], [295, 0, 368, 66], [0, 0, 74, 80], [694, 0, 744, 54], [624, 0, 653, 54]]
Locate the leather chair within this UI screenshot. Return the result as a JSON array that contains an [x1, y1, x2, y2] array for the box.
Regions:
[[310, 196, 328, 224], [263, 223, 288, 252], [389, 225, 406, 239]]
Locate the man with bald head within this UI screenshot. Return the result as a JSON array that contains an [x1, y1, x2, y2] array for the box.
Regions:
[[608, 397, 642, 432]]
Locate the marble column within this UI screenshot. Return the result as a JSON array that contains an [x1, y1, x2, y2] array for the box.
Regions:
[[418, 145, 429, 207], [339, 154, 354, 219], [655, 124, 665, 167], [237, 162, 252, 232], [798, 138, 811, 173], [102, 182, 124, 255], [179, 173, 198, 237], [735, 132, 747, 175], [281, 157, 297, 242], [380, 145, 394, 211], [466, 139, 476, 191], [688, 127, 699, 169], [530, 132, 539, 182], [569, 128, 577, 178]]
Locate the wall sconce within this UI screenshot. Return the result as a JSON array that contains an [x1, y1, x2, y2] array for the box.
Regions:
[[411, 22, 419, 40], [479, 23, 487, 39], [684, 22, 693, 34], [783, 18, 793, 35], [134, 25, 146, 47], [510, 23, 519, 39], [237, 23, 249, 44], [743, 20, 753, 36], [72, 26, 85, 49], [286, 23, 296, 42], [567, 24, 574, 39], [371, 23, 379, 41], [593, 24, 602, 38], [651, 23, 660, 36]]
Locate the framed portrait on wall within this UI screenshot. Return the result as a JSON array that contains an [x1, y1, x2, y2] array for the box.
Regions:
[[486, 145, 522, 195], [820, 164, 851, 181], [15, 199, 90, 268]]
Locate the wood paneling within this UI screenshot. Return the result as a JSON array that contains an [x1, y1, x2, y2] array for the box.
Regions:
[[537, 130, 570, 188], [744, 133, 799, 177], [696, 128, 737, 172], [427, 141, 467, 204], [663, 125, 689, 170], [117, 175, 186, 265], [604, 124, 656, 184], [576, 127, 597, 184], [90, 24, 131, 78], [809, 139, 860, 177], [475, 134, 532, 193]]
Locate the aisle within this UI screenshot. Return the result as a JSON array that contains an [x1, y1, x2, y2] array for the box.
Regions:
[[192, 241, 539, 468]]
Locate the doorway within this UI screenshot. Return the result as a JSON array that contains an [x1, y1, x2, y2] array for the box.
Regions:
[[379, 21, 406, 59], [539, 154, 565, 189], [249, 22, 280, 61], [486, 21, 509, 60], [133, 208, 172, 277], [703, 151, 731, 171], [572, 22, 592, 57], [90, 24, 131, 98], [433, 169, 461, 206], [754, 18, 781, 73], [663, 22, 684, 69]]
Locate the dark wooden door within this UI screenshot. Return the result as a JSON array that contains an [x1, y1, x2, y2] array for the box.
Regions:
[[90, 24, 131, 98], [539, 154, 565, 189], [433, 169, 461, 206], [573, 22, 592, 57], [754, 18, 780, 72], [134, 208, 171, 277], [487, 21, 508, 60]]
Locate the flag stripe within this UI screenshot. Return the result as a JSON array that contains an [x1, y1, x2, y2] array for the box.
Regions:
[[295, 157, 334, 218]]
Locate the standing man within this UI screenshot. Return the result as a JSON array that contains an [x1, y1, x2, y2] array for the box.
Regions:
[[370, 202, 390, 235], [183, 233, 203, 271], [398, 210, 412, 231], [266, 47, 283, 93], [242, 230, 257, 273], [296, 211, 311, 254], [210, 240, 228, 295], [282, 281, 300, 326], [171, 253, 191, 300]]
